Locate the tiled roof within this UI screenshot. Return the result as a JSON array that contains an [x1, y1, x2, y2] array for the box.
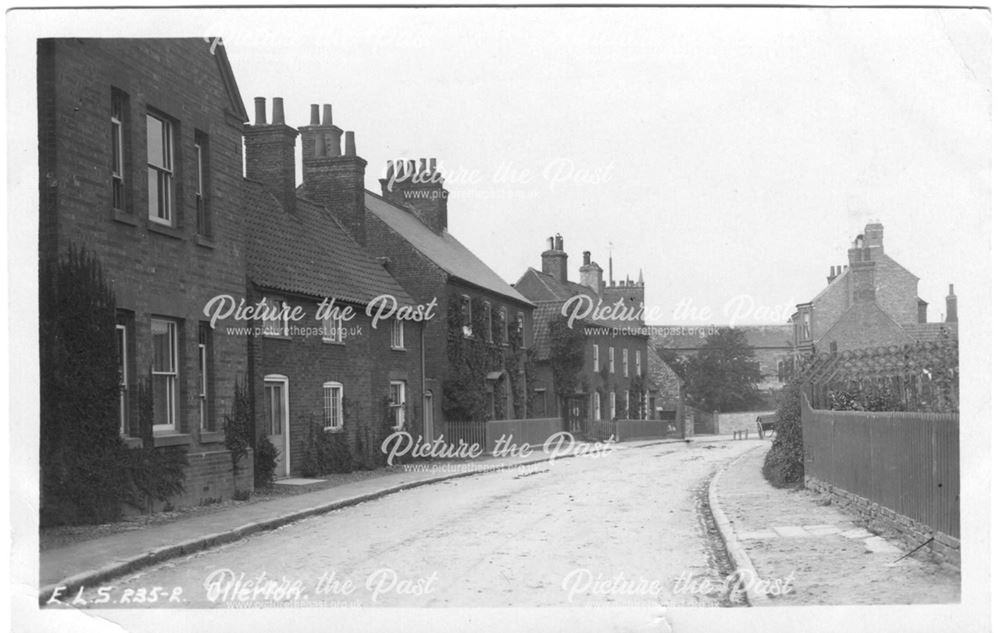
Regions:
[[244, 180, 415, 306], [515, 268, 639, 328], [651, 324, 793, 351], [364, 192, 533, 306], [902, 322, 958, 343]]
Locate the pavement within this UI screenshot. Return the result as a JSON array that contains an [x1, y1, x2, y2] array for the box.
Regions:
[[709, 442, 961, 606], [38, 435, 684, 605]]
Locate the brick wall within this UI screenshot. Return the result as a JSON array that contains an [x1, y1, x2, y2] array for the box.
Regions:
[[817, 301, 913, 352], [39, 38, 251, 511], [248, 290, 424, 476]]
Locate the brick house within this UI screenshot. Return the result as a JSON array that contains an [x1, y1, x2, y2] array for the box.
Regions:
[[37, 38, 253, 505], [513, 235, 652, 433], [789, 222, 958, 363], [241, 99, 426, 477]]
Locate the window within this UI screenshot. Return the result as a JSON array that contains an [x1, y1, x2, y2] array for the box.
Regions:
[[635, 349, 642, 376], [194, 131, 210, 236], [609, 347, 615, 374], [262, 297, 289, 337], [609, 392, 617, 419], [390, 318, 405, 349], [592, 391, 601, 421], [111, 89, 128, 211], [198, 323, 213, 431], [593, 344, 600, 372], [499, 308, 508, 345], [116, 323, 129, 436], [623, 347, 629, 377], [461, 295, 473, 338], [322, 312, 344, 344], [323, 382, 344, 431], [515, 312, 525, 348], [801, 312, 812, 341], [625, 390, 631, 417], [147, 113, 174, 225], [151, 318, 178, 432], [484, 302, 493, 343], [389, 381, 406, 430]]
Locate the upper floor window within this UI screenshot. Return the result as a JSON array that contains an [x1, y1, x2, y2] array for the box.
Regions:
[[146, 113, 174, 225], [484, 302, 493, 343], [609, 347, 615, 374], [391, 318, 405, 349], [461, 295, 473, 338], [593, 344, 600, 372], [151, 318, 179, 432], [515, 312, 525, 348], [622, 348, 629, 377], [323, 312, 344, 344], [499, 308, 508, 345], [635, 349, 642, 376], [111, 89, 128, 211], [194, 130, 210, 236], [262, 297, 289, 337], [802, 312, 812, 341], [323, 381, 344, 431]]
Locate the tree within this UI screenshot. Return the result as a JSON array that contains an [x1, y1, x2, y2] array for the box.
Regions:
[[548, 316, 586, 414], [663, 328, 762, 413]]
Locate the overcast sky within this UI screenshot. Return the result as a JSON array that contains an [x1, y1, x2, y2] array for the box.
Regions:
[[215, 7, 990, 326], [10, 7, 992, 327]]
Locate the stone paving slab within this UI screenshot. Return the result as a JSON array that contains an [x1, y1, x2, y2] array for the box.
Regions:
[[714, 445, 960, 605]]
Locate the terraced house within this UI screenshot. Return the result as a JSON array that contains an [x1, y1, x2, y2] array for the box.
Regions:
[[514, 235, 652, 433], [243, 98, 426, 477], [38, 38, 253, 508]]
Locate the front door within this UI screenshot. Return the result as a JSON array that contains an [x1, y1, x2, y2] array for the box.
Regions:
[[264, 375, 290, 478], [565, 396, 585, 434]]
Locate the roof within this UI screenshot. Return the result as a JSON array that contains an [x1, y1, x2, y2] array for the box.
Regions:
[[902, 322, 958, 343], [514, 267, 639, 328], [244, 181, 416, 307], [364, 191, 533, 306], [651, 324, 793, 351]]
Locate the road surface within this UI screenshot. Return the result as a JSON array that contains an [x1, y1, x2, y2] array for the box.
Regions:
[[76, 439, 758, 608]]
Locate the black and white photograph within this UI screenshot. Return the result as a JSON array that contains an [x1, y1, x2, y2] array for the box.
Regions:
[[5, 4, 993, 633]]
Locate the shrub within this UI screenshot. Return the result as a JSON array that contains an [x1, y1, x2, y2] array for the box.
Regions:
[[302, 417, 355, 476], [254, 434, 278, 487], [762, 375, 805, 487], [224, 377, 253, 475]]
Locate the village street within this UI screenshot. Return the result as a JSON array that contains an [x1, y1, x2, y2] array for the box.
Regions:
[[75, 440, 759, 609]]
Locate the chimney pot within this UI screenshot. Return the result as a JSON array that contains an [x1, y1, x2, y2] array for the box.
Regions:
[[583, 251, 591, 265], [555, 233, 563, 251], [253, 97, 267, 125], [272, 97, 285, 125], [429, 157, 438, 174], [949, 283, 955, 295], [322, 104, 333, 126], [547, 236, 554, 250], [344, 131, 356, 157], [310, 104, 320, 125]]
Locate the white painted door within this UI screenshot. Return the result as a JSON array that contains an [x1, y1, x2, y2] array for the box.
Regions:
[[264, 376, 290, 478]]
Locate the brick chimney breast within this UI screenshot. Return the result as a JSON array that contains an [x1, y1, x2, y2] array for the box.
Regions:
[[298, 104, 367, 245], [379, 158, 449, 234], [244, 97, 299, 213], [541, 232, 568, 283]]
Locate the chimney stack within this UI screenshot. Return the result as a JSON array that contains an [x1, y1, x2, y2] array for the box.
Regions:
[[298, 103, 368, 245], [945, 284, 958, 323], [380, 158, 449, 233], [579, 250, 603, 294], [541, 232, 568, 283], [827, 265, 836, 284], [244, 96, 299, 213]]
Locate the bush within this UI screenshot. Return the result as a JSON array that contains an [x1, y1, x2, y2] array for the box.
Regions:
[[254, 434, 278, 487], [762, 375, 805, 487], [302, 418, 355, 476], [224, 377, 253, 475]]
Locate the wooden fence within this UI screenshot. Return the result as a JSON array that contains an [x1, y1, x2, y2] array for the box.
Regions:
[[801, 392, 960, 538], [442, 418, 563, 450]]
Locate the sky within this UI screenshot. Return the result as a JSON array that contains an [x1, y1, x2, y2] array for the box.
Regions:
[[8, 7, 992, 327], [215, 7, 990, 326]]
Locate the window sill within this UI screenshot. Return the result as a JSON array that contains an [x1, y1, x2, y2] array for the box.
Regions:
[[390, 346, 407, 352], [148, 221, 184, 240], [263, 334, 292, 341], [322, 339, 346, 346], [152, 433, 191, 447], [322, 427, 345, 434], [200, 430, 225, 444], [195, 234, 216, 249], [112, 209, 139, 226], [122, 436, 142, 449]]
